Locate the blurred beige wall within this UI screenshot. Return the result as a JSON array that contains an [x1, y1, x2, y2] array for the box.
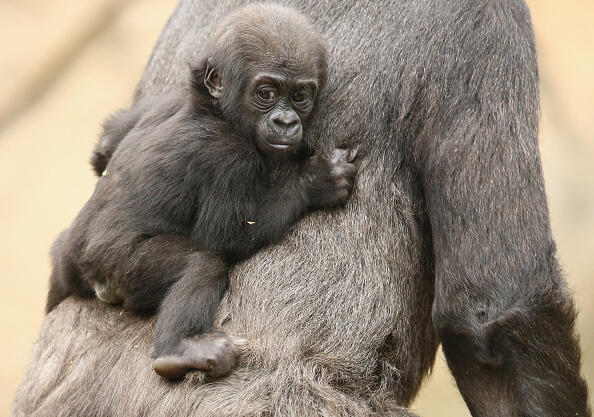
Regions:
[[0, 1, 592, 415]]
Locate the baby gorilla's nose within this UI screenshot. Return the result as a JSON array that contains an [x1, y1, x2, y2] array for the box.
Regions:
[[270, 111, 300, 136]]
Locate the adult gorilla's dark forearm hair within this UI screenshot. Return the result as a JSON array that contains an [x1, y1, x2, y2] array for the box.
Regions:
[[12, 0, 589, 416], [415, 2, 590, 415]]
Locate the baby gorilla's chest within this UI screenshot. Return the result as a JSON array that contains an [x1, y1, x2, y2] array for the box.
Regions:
[[188, 177, 261, 255]]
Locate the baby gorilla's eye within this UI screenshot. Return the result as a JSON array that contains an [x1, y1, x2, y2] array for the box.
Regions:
[[291, 90, 309, 103], [257, 88, 276, 101]]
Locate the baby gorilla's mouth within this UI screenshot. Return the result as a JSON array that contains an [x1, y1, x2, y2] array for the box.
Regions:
[[258, 129, 303, 156], [263, 137, 302, 155], [267, 142, 292, 149]]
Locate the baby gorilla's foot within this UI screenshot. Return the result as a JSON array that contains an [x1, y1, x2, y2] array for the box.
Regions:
[[153, 332, 239, 380]]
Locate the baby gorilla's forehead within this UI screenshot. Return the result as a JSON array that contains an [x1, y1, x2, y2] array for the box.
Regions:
[[215, 4, 322, 49], [208, 4, 326, 89], [251, 53, 319, 80]]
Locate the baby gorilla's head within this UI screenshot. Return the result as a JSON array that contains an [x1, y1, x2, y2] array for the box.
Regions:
[[193, 4, 327, 158]]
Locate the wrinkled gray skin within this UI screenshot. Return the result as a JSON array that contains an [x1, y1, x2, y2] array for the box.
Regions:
[[12, 0, 590, 416]]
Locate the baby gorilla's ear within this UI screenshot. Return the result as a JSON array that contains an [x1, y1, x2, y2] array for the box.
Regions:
[[204, 59, 223, 98], [189, 57, 221, 99]]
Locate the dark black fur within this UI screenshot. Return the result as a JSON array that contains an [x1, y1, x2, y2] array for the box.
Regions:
[[13, 0, 590, 416], [46, 4, 356, 380]]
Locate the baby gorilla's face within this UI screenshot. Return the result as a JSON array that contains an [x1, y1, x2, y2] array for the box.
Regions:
[[200, 3, 327, 159], [247, 71, 318, 158], [201, 59, 323, 160]]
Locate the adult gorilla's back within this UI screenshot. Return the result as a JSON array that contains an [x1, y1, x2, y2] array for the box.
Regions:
[[12, 1, 590, 416]]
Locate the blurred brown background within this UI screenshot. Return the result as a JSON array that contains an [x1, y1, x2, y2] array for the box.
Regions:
[[0, 0, 592, 415]]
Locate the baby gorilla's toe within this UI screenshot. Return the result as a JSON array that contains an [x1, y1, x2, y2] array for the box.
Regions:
[[153, 332, 239, 380], [153, 355, 196, 380]]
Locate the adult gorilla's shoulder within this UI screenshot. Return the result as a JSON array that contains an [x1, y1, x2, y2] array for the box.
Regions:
[[12, 1, 590, 416]]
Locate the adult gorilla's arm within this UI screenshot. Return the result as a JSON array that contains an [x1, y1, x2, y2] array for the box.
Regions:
[[417, 2, 590, 416]]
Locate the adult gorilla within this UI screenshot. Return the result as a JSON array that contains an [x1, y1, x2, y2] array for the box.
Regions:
[[12, 0, 590, 416]]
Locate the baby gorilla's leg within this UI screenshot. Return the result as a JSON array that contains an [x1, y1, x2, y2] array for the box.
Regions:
[[115, 234, 199, 312], [152, 252, 239, 380], [46, 229, 94, 313]]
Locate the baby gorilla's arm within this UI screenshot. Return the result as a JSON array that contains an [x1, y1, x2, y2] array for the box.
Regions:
[[225, 148, 357, 261], [90, 95, 185, 176], [90, 107, 144, 176]]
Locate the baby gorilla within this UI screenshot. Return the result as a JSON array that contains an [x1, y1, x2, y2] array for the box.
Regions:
[[46, 4, 357, 380]]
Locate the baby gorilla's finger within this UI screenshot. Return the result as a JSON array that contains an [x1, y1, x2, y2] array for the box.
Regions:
[[342, 162, 357, 177], [330, 148, 349, 163], [334, 189, 350, 205], [347, 145, 360, 163]]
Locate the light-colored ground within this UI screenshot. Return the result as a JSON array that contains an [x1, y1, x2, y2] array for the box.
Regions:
[[0, 1, 592, 415]]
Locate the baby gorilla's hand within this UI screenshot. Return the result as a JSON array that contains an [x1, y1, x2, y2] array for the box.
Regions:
[[153, 332, 239, 380], [305, 148, 358, 209]]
